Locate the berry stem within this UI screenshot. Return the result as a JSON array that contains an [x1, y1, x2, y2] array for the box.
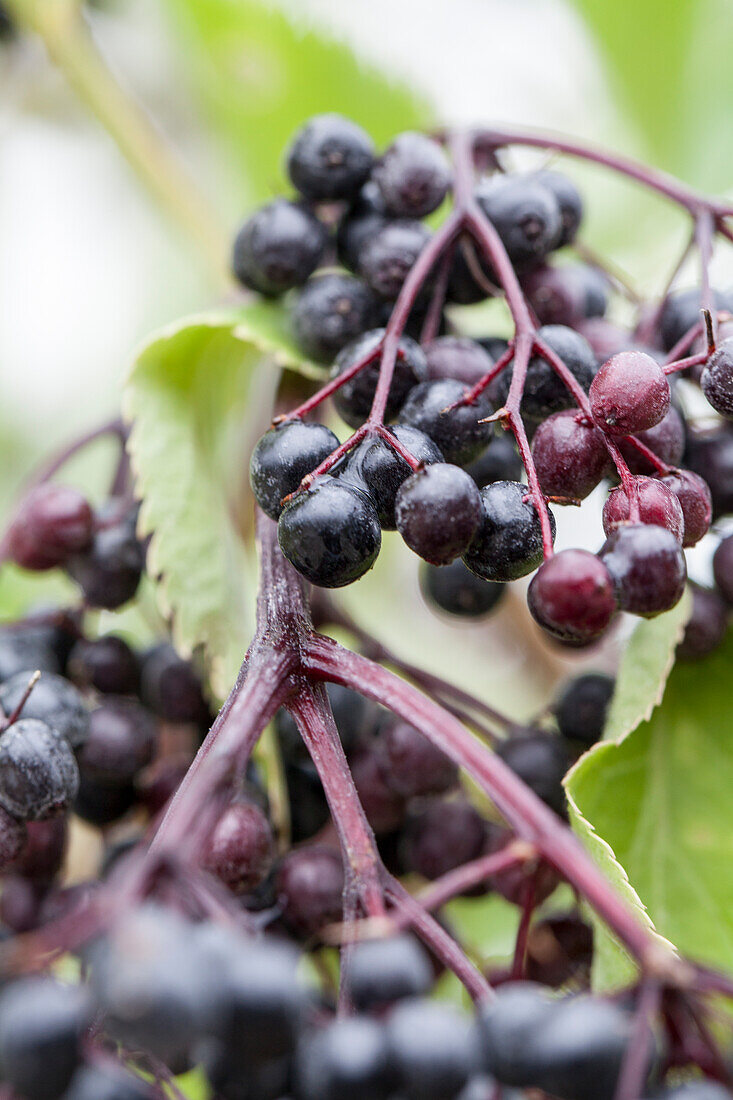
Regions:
[[306, 633, 687, 981], [411, 844, 533, 921], [275, 345, 381, 423], [613, 980, 661, 1100], [510, 875, 536, 979]]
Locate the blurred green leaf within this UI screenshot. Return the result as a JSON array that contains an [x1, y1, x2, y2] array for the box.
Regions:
[[604, 591, 691, 742], [569, 627, 733, 988], [570, 0, 733, 188], [124, 302, 320, 697], [175, 1066, 211, 1100], [159, 0, 432, 205]]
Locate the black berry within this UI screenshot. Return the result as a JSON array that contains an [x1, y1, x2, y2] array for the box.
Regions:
[[396, 463, 482, 565], [287, 114, 374, 201], [399, 379, 493, 465], [292, 273, 379, 363], [374, 132, 451, 218], [250, 420, 340, 519], [231, 199, 327, 296], [420, 559, 505, 618], [463, 481, 556, 583]]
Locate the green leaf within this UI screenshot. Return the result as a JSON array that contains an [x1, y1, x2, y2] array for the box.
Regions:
[[569, 627, 733, 988], [603, 590, 691, 743], [124, 302, 320, 697], [159, 0, 432, 205], [569, 0, 733, 188]]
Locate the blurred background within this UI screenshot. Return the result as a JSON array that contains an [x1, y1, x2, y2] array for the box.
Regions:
[[2, 0, 733, 712]]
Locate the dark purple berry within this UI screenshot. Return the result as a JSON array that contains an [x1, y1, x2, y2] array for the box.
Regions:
[[600, 523, 687, 617], [5, 485, 93, 572], [292, 273, 379, 363], [424, 336, 493, 386], [523, 263, 607, 327], [602, 476, 684, 542], [351, 744, 406, 834], [359, 220, 432, 301], [660, 469, 712, 547], [331, 328, 427, 428], [0, 806, 26, 871], [67, 634, 140, 696], [287, 114, 374, 201], [713, 534, 733, 604], [337, 181, 388, 271], [250, 420, 340, 519], [465, 433, 523, 488], [528, 550, 617, 647], [531, 411, 610, 501], [203, 800, 274, 894], [463, 481, 556, 583], [398, 379, 494, 465], [76, 698, 157, 785], [374, 132, 451, 218], [490, 325, 597, 421], [685, 426, 733, 519], [276, 845, 344, 938], [278, 475, 381, 588], [590, 351, 671, 436], [10, 817, 67, 881], [396, 464, 482, 565], [678, 584, 728, 660], [660, 287, 733, 351], [74, 776, 137, 826], [420, 559, 505, 618], [386, 997, 481, 1100], [67, 505, 145, 610], [231, 200, 327, 296], [382, 719, 457, 798], [554, 673, 615, 746], [139, 642, 209, 724], [618, 406, 685, 475], [401, 798, 486, 880]]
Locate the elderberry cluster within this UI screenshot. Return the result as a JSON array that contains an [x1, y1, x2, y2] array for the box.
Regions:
[[242, 114, 733, 650]]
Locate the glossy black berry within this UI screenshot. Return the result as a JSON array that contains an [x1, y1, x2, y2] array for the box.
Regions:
[[420, 558, 505, 618], [532, 169, 583, 247], [386, 997, 481, 1100], [0, 670, 89, 749], [250, 420, 340, 519], [344, 425, 442, 528], [231, 199, 327, 296], [600, 523, 687, 617], [359, 219, 432, 301], [89, 904, 218, 1063], [0, 624, 62, 681], [0, 719, 79, 821], [350, 934, 433, 1011], [463, 481, 556, 583], [139, 642, 209, 724], [554, 672, 615, 746], [702, 337, 733, 417], [74, 775, 137, 826], [337, 181, 389, 271], [396, 463, 482, 565], [495, 731, 569, 816], [77, 698, 157, 785], [67, 505, 145, 610], [67, 634, 140, 696], [296, 1016, 393, 1100], [275, 844, 344, 938], [203, 800, 274, 894], [475, 174, 561, 268], [287, 114, 374, 201], [5, 484, 93, 572], [278, 476, 381, 588], [685, 426, 733, 519], [374, 132, 451, 218], [465, 433, 523, 488], [678, 584, 729, 660], [0, 977, 91, 1100], [292, 273, 379, 363], [331, 328, 428, 428], [660, 287, 733, 351], [491, 325, 597, 421], [399, 379, 493, 465]]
